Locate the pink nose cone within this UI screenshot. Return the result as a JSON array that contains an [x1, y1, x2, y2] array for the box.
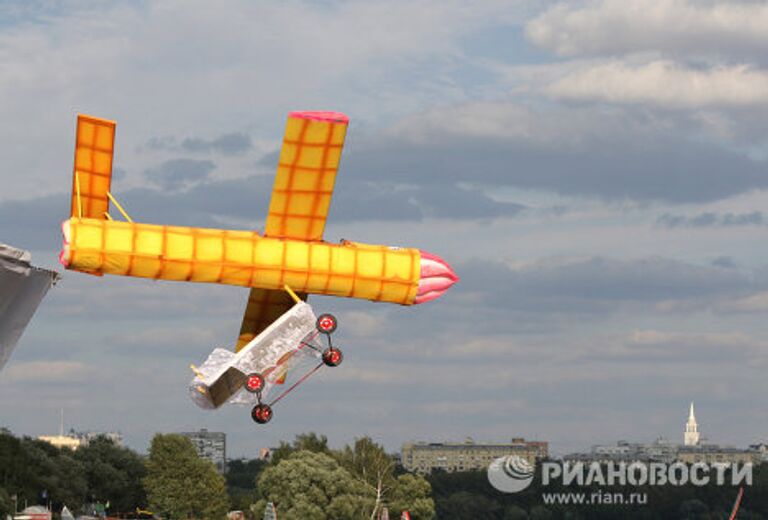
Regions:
[[415, 250, 459, 304]]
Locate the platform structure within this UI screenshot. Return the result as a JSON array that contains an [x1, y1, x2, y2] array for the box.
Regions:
[[189, 288, 342, 424]]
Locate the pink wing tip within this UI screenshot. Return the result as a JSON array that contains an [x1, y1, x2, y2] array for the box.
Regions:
[[59, 219, 71, 268], [289, 111, 349, 124], [415, 250, 459, 304]]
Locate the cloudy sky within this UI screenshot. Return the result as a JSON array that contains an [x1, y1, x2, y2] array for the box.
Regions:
[[2, 0, 768, 457]]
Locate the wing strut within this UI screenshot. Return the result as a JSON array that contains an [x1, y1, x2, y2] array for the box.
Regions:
[[107, 192, 133, 222], [284, 284, 301, 303]]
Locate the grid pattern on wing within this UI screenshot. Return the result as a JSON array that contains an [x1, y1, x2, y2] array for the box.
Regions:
[[70, 115, 116, 218], [264, 114, 348, 241], [64, 219, 421, 305], [235, 288, 307, 352]]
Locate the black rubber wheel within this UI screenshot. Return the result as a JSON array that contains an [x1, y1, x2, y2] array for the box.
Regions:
[[322, 347, 343, 367], [316, 313, 338, 334], [251, 403, 273, 424], [244, 372, 265, 393]]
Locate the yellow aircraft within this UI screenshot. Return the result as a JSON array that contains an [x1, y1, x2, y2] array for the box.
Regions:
[[60, 111, 458, 351]]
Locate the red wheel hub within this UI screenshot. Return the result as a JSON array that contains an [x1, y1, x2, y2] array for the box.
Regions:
[[319, 317, 335, 331], [252, 404, 273, 424], [246, 374, 264, 391]]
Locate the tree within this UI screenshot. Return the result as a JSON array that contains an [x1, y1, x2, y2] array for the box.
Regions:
[[434, 491, 501, 520], [503, 505, 528, 520], [336, 437, 396, 520], [49, 450, 87, 511], [143, 434, 228, 519], [257, 435, 434, 519], [227, 458, 267, 512], [253, 450, 371, 520], [529, 506, 553, 520], [0, 435, 87, 512], [0, 487, 11, 517], [389, 473, 435, 520], [75, 436, 147, 512], [679, 498, 709, 519], [336, 437, 434, 520], [269, 432, 331, 466]]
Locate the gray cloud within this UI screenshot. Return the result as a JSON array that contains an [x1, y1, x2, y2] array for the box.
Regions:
[[408, 184, 525, 219], [711, 256, 737, 269], [143, 133, 254, 156], [0, 194, 67, 251], [457, 256, 754, 313], [338, 103, 768, 203], [145, 158, 216, 191], [112, 167, 127, 182], [657, 211, 767, 228], [181, 133, 252, 155], [143, 136, 177, 152], [527, 0, 768, 59], [543, 60, 768, 109]]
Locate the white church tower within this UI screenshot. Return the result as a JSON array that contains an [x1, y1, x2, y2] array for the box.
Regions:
[[684, 402, 700, 446]]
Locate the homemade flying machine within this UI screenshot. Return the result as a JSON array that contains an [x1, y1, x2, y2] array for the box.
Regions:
[[60, 111, 458, 422]]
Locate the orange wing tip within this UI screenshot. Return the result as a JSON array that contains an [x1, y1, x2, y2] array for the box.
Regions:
[[77, 113, 116, 125], [288, 111, 349, 124], [59, 220, 72, 268]]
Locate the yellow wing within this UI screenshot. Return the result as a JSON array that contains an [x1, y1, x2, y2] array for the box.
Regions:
[[235, 111, 348, 350], [264, 111, 349, 241], [71, 115, 116, 219]]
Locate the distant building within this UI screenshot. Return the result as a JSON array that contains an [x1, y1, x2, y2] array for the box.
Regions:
[[38, 429, 123, 450], [565, 438, 678, 464], [181, 429, 226, 473], [401, 437, 548, 474], [677, 445, 758, 465], [38, 411, 82, 450], [684, 402, 700, 446], [37, 434, 81, 450], [749, 443, 768, 463], [564, 404, 761, 466], [70, 429, 123, 447], [36, 410, 120, 451], [565, 438, 759, 465]]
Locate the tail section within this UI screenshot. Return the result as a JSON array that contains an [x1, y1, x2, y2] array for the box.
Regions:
[[70, 114, 116, 219]]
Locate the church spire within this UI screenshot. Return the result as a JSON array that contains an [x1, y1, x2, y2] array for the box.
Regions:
[[684, 401, 700, 446]]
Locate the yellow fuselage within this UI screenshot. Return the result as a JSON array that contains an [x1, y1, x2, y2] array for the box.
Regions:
[[61, 218, 421, 305]]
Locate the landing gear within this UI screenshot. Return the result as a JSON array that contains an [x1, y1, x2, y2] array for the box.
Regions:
[[246, 373, 272, 424], [251, 403, 273, 424], [244, 372, 265, 393], [316, 313, 338, 334], [317, 313, 342, 366], [322, 347, 343, 367], [250, 311, 343, 426]]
